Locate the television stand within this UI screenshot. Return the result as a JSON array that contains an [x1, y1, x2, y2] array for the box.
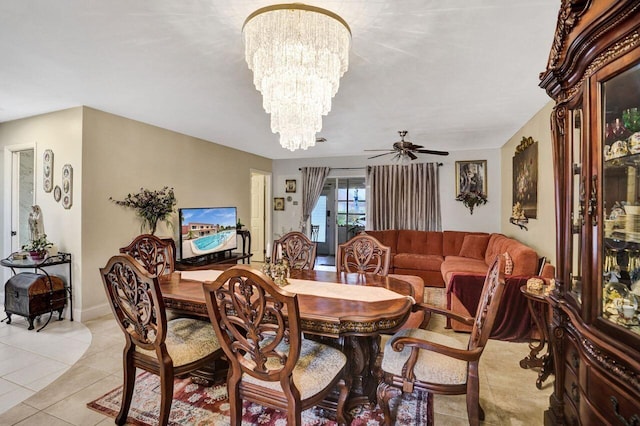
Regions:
[[176, 230, 252, 271]]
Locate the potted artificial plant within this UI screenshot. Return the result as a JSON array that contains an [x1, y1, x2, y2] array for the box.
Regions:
[[22, 234, 53, 260]]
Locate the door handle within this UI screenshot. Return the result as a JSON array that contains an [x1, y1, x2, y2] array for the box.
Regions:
[[11, 231, 17, 236]]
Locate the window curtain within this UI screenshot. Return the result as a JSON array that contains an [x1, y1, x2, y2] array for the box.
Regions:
[[300, 166, 330, 234], [366, 163, 441, 231]]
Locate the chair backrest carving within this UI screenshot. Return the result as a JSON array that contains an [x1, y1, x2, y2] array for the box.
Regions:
[[203, 266, 301, 384], [337, 234, 391, 275], [469, 255, 506, 351], [272, 231, 317, 270], [100, 254, 167, 350], [119, 234, 175, 277]]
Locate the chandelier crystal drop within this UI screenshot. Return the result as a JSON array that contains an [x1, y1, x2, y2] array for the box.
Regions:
[[243, 4, 351, 151]]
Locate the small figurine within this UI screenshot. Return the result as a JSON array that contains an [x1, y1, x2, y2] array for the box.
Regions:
[[512, 202, 527, 220], [604, 265, 621, 283], [28, 205, 45, 242]]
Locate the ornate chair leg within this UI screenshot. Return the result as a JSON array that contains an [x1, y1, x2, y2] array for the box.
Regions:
[[335, 378, 351, 426], [158, 370, 175, 426], [228, 377, 243, 426], [287, 403, 302, 426], [376, 381, 401, 426], [116, 352, 136, 425], [467, 368, 483, 425]]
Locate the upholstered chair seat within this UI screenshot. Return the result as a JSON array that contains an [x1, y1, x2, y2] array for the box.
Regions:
[[381, 328, 467, 385], [243, 338, 347, 399], [135, 317, 221, 367]]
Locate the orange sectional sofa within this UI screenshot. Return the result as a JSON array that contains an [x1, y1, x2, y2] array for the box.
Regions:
[[364, 229, 548, 287], [365, 229, 555, 341]]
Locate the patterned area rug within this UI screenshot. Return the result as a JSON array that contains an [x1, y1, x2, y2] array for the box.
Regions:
[[87, 371, 432, 425]]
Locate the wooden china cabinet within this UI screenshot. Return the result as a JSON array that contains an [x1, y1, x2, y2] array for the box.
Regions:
[[540, 1, 640, 424]]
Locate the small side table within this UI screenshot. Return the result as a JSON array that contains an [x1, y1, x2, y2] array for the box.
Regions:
[[519, 284, 554, 389], [1, 252, 73, 331], [236, 229, 252, 264]]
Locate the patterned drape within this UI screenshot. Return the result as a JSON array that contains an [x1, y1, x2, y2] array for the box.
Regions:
[[366, 163, 441, 231], [300, 166, 330, 234]]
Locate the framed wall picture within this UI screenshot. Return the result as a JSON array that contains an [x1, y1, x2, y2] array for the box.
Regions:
[[455, 160, 487, 197], [274, 197, 285, 211], [43, 149, 53, 193], [513, 137, 538, 219], [62, 164, 73, 209], [285, 179, 297, 193]]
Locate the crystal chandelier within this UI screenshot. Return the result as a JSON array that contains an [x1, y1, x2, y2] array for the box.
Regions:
[[243, 4, 351, 151]]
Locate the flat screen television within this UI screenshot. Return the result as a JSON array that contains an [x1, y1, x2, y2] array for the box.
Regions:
[[179, 207, 237, 262]]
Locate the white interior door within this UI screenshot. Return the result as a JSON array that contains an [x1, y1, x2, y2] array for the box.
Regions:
[[3, 145, 35, 285], [5, 147, 35, 253]]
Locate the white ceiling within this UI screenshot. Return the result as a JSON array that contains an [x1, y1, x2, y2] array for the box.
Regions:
[[0, 1, 559, 160]]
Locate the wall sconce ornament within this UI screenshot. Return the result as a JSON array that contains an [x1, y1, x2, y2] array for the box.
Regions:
[[456, 191, 488, 215], [510, 201, 529, 230]]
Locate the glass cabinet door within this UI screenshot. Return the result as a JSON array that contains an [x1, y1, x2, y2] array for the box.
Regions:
[[570, 109, 583, 305], [601, 61, 640, 333]]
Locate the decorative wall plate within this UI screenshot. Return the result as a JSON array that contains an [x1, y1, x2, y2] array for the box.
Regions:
[[62, 164, 73, 209], [53, 185, 61, 202], [43, 149, 53, 193]]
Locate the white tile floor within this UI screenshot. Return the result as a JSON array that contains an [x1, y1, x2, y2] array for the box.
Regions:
[[0, 304, 91, 415]]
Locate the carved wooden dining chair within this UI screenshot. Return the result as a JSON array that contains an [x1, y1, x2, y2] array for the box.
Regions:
[[202, 265, 350, 426], [376, 255, 506, 426], [336, 233, 391, 275], [338, 234, 427, 328], [119, 234, 175, 278], [272, 231, 317, 269], [100, 254, 223, 426]]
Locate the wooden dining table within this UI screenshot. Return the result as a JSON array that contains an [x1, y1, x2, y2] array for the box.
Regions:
[[159, 266, 416, 408]]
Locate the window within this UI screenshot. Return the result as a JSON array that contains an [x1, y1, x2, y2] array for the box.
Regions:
[[337, 180, 366, 240]]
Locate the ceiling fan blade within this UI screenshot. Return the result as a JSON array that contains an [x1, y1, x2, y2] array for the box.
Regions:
[[364, 149, 395, 152], [368, 152, 395, 159], [408, 144, 423, 150], [416, 149, 449, 156], [407, 151, 418, 160]]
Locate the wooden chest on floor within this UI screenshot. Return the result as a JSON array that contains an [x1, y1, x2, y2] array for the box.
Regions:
[[4, 272, 66, 330]]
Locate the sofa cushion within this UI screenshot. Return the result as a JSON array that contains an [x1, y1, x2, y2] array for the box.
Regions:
[[393, 253, 444, 271], [503, 252, 514, 274], [396, 230, 443, 256], [364, 230, 398, 253], [458, 234, 490, 260], [485, 234, 538, 276], [441, 256, 489, 285], [442, 231, 488, 257]]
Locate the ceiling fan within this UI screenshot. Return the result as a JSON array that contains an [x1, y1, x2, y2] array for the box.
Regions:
[[365, 130, 449, 160]]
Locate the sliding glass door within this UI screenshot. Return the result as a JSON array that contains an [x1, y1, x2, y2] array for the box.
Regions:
[[312, 177, 365, 265]]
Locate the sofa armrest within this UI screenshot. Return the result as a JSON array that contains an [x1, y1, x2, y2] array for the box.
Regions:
[[541, 263, 555, 280]]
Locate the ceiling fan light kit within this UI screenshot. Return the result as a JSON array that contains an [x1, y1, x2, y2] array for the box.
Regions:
[[243, 4, 351, 152], [365, 130, 450, 161]]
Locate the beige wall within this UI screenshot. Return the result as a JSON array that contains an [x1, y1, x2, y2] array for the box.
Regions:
[[1, 106, 272, 321], [501, 100, 556, 266], [0, 107, 84, 319]]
